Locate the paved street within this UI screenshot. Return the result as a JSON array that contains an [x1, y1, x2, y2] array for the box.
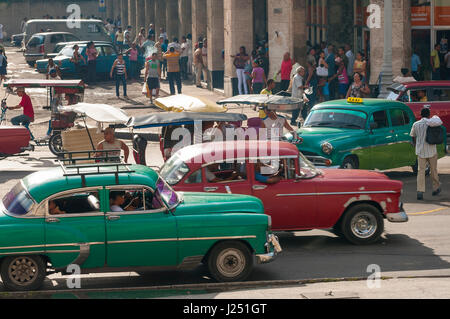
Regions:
[[1, 46, 450, 298]]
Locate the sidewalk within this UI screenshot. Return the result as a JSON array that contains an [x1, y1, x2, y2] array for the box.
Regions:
[[161, 276, 450, 299]]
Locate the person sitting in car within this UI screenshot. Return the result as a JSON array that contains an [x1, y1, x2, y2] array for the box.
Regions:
[[254, 161, 282, 184], [48, 200, 66, 215]]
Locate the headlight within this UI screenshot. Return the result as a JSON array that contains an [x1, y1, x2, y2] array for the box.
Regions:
[[321, 142, 333, 155]]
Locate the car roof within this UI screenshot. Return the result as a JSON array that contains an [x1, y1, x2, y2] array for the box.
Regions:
[[312, 98, 409, 112], [173, 141, 299, 164], [27, 19, 103, 23], [32, 32, 78, 36], [399, 80, 450, 88], [22, 165, 159, 203]]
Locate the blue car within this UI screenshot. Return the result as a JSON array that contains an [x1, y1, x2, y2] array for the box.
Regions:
[[36, 42, 145, 79]]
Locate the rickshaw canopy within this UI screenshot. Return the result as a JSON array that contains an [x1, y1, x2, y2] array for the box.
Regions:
[[58, 103, 130, 124], [3, 79, 85, 92], [127, 112, 248, 129], [154, 95, 228, 113], [217, 94, 302, 111]]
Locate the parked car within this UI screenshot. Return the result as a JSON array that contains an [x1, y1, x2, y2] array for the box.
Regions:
[[286, 98, 447, 172], [387, 81, 450, 134], [0, 163, 280, 291], [24, 32, 80, 66], [159, 140, 408, 245], [22, 19, 111, 48], [36, 42, 145, 79], [10, 33, 24, 47]]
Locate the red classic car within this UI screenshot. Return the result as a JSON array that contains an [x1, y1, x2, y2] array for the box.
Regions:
[[159, 141, 407, 245], [387, 81, 450, 133]]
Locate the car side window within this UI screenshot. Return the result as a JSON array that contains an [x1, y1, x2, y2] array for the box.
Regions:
[[65, 34, 79, 42], [109, 188, 163, 212], [50, 34, 64, 44], [103, 46, 114, 56], [96, 46, 104, 57], [48, 191, 100, 216], [185, 169, 202, 184], [205, 161, 247, 183], [408, 89, 428, 102], [389, 109, 407, 127], [369, 111, 389, 129], [430, 87, 450, 101]]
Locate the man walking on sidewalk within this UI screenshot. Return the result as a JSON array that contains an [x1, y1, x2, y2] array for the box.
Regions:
[[410, 107, 443, 200], [194, 42, 207, 88], [163, 47, 182, 95]]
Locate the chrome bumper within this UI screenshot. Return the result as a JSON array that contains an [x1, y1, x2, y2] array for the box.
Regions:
[[256, 234, 282, 264], [386, 203, 408, 223]]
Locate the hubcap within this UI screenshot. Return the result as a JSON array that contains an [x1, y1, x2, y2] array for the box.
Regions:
[[216, 248, 246, 278], [8, 257, 38, 286], [351, 212, 377, 239]]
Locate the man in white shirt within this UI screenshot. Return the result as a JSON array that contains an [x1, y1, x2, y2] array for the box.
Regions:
[[291, 66, 309, 126], [180, 36, 189, 80], [393, 68, 417, 83], [345, 44, 355, 78], [410, 107, 442, 200]]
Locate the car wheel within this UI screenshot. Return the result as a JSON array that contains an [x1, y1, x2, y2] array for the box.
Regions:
[[207, 241, 253, 282], [0, 256, 46, 291], [340, 204, 384, 245], [341, 156, 359, 169], [48, 133, 64, 156]]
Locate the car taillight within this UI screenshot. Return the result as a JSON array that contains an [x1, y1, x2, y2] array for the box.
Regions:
[[39, 45, 45, 54]]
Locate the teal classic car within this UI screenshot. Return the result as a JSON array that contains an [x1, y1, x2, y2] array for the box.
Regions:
[[286, 98, 447, 171], [0, 163, 280, 291]]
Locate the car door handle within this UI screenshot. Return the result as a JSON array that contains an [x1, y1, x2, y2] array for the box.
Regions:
[[107, 215, 121, 221], [253, 185, 267, 190], [46, 217, 60, 223], [424, 104, 431, 108], [204, 187, 218, 192]]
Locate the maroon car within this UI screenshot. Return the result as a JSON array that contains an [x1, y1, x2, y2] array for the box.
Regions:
[[387, 81, 450, 133]]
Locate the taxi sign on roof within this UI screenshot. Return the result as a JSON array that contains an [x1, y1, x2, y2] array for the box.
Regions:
[[347, 97, 363, 104]]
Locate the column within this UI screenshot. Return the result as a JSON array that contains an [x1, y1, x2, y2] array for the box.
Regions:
[[166, 0, 180, 40], [224, 0, 254, 96], [107, 0, 114, 19], [207, 0, 224, 89], [370, 0, 411, 86], [121, 0, 128, 28], [113, 0, 121, 21], [155, 0, 166, 39], [178, 0, 192, 38], [136, 0, 146, 32], [145, 0, 155, 29], [267, 0, 307, 83], [128, 0, 137, 37], [192, 0, 207, 43]]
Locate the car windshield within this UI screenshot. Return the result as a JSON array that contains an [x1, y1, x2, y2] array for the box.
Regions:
[[2, 182, 35, 217], [159, 154, 190, 186], [298, 152, 321, 179], [304, 109, 367, 129], [58, 46, 75, 57], [155, 177, 180, 210]]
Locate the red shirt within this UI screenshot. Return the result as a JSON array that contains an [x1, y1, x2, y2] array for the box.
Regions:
[[281, 59, 293, 81], [20, 94, 34, 120]]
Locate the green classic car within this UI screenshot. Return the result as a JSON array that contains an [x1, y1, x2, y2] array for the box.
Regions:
[[0, 164, 280, 291], [286, 98, 447, 171]]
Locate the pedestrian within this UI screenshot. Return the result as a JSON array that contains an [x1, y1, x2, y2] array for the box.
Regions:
[[194, 42, 207, 88], [410, 107, 443, 200], [168, 37, 181, 53], [125, 42, 139, 80], [251, 60, 266, 96], [353, 51, 367, 82], [164, 46, 182, 95], [123, 26, 132, 50], [186, 34, 193, 75], [393, 68, 416, 84], [258, 79, 277, 118], [325, 45, 337, 100], [411, 48, 422, 81], [345, 44, 355, 80], [148, 24, 155, 38], [116, 27, 124, 52], [162, 39, 169, 78], [316, 50, 329, 103], [106, 19, 115, 43], [159, 28, 167, 42], [6, 87, 34, 140], [0, 24, 3, 44], [336, 57, 349, 99], [136, 27, 146, 49], [144, 52, 161, 104], [155, 36, 164, 75], [86, 41, 98, 85], [141, 35, 155, 58], [346, 72, 370, 98], [431, 44, 442, 80], [291, 66, 308, 126], [46, 58, 61, 79], [277, 52, 295, 93], [0, 48, 7, 85], [444, 49, 450, 80], [70, 44, 86, 80], [244, 55, 253, 94], [110, 53, 127, 98], [305, 48, 318, 108], [337, 47, 349, 70], [180, 36, 189, 80], [232, 46, 250, 95]]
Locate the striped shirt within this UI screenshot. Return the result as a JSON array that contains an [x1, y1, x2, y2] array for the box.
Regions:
[[410, 118, 439, 158], [164, 52, 180, 73], [115, 60, 126, 75]]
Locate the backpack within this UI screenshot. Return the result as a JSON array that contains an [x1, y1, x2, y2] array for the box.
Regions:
[[426, 126, 444, 145]]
